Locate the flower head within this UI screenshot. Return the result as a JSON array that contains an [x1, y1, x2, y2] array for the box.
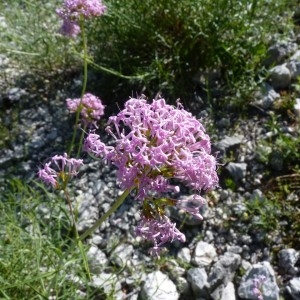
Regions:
[[85, 97, 218, 198], [66, 93, 105, 128], [57, 0, 106, 37], [38, 153, 83, 189], [59, 20, 81, 38], [136, 215, 186, 256], [38, 162, 58, 188], [84, 96, 218, 253]]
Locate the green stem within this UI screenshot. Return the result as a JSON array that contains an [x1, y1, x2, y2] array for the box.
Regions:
[[67, 103, 81, 156], [76, 125, 87, 158], [64, 188, 91, 280], [68, 19, 88, 156], [64, 189, 77, 232], [85, 57, 146, 80], [81, 21, 88, 98], [64, 19, 91, 281], [79, 187, 133, 241], [73, 50, 148, 80]]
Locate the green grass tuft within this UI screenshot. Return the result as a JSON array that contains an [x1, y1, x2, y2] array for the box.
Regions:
[[0, 179, 100, 299]]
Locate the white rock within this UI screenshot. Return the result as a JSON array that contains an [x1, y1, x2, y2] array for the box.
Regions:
[[177, 247, 191, 264], [140, 271, 179, 300], [221, 282, 236, 300], [290, 49, 300, 61], [225, 162, 247, 183], [286, 61, 300, 80], [208, 252, 241, 290], [110, 243, 134, 267], [91, 273, 123, 299], [294, 98, 300, 117], [176, 276, 190, 296], [192, 241, 217, 267], [87, 245, 108, 274], [286, 277, 300, 300], [269, 64, 291, 90], [0, 16, 7, 29], [253, 83, 280, 109], [92, 235, 103, 246], [186, 267, 208, 298], [215, 135, 244, 151], [278, 248, 299, 275]]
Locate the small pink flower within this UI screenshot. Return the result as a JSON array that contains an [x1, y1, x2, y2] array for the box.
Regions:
[[84, 132, 114, 157], [57, 0, 107, 19], [57, 0, 106, 37], [253, 275, 266, 300], [38, 153, 83, 188], [66, 93, 105, 128], [136, 215, 186, 255], [59, 20, 81, 38], [38, 162, 57, 188]]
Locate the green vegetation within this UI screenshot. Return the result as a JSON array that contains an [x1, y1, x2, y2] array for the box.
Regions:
[[1, 0, 295, 102], [89, 0, 293, 101], [0, 179, 95, 299], [256, 112, 300, 173], [241, 175, 300, 248], [0, 1, 78, 71]]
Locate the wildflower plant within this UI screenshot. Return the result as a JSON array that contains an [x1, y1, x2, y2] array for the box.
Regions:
[[56, 0, 106, 38], [39, 0, 218, 282], [38, 153, 83, 189], [38, 0, 107, 279], [66, 93, 105, 128], [83, 97, 218, 254]]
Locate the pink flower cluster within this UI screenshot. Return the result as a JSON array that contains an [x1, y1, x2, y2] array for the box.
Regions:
[[38, 153, 83, 189], [85, 98, 218, 196], [253, 275, 266, 300], [84, 97, 218, 253], [136, 215, 186, 256], [57, 0, 106, 37], [66, 93, 105, 128]]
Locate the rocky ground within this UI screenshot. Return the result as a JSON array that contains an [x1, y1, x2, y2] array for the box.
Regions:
[[1, 30, 300, 300]]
